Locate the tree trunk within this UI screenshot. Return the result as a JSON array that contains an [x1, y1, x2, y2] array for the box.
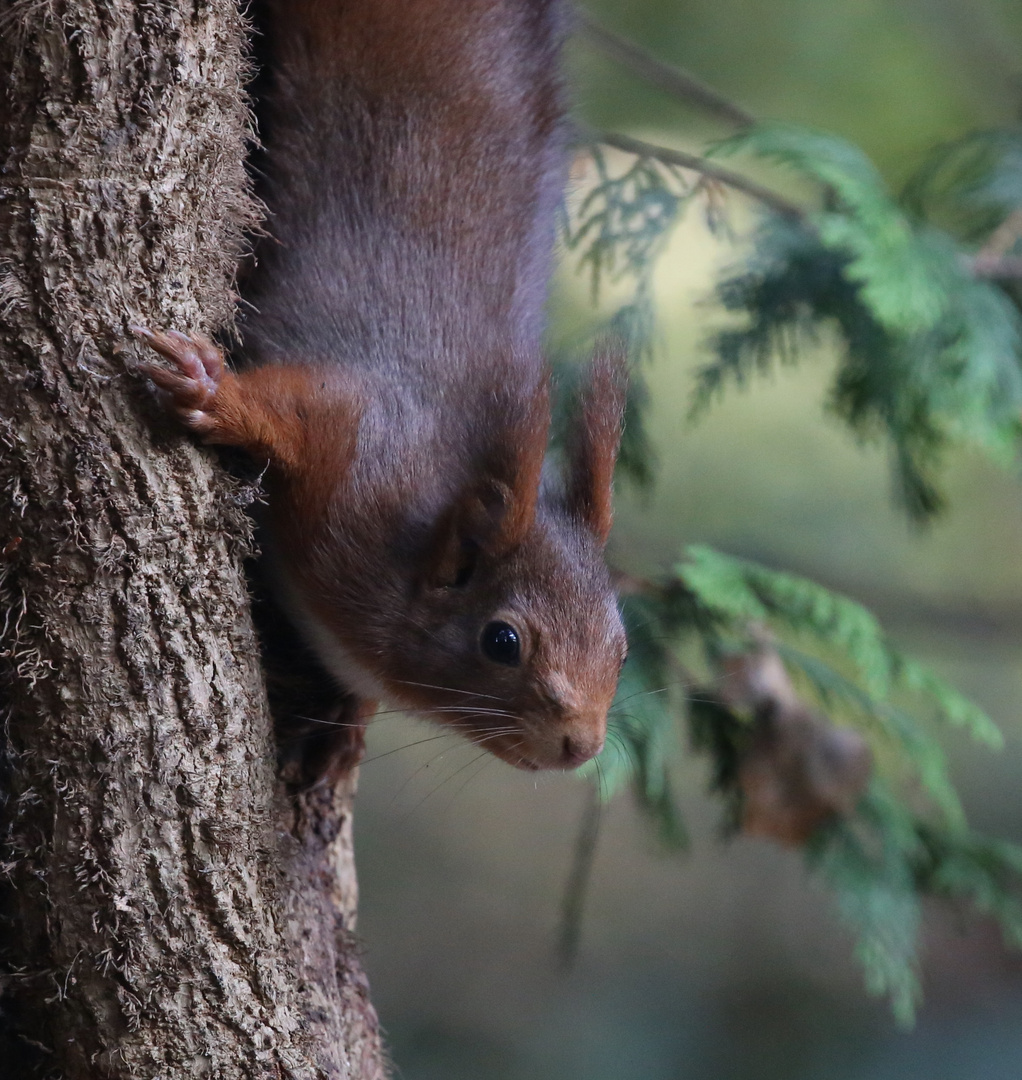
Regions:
[[0, 2, 385, 1076]]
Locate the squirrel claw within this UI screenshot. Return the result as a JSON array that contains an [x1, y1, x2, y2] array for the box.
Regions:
[[133, 325, 225, 436]]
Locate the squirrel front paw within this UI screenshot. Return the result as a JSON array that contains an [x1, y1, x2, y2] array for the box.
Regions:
[[131, 326, 226, 439]]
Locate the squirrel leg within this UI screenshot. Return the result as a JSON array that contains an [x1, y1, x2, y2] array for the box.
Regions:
[[277, 691, 376, 788], [251, 545, 375, 789], [132, 325, 359, 478]]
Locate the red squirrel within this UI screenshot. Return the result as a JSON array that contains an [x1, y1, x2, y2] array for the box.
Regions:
[[134, 0, 627, 779]]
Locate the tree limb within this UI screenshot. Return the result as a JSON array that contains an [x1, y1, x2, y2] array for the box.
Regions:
[[592, 129, 808, 221], [574, 10, 756, 129]]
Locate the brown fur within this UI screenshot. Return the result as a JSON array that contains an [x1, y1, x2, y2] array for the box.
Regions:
[[565, 343, 628, 544], [138, 0, 627, 777]]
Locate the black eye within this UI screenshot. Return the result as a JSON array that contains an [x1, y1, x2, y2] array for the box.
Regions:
[[480, 621, 521, 666]]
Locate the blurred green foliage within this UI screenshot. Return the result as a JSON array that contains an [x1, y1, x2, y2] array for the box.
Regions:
[[558, 4, 1022, 1022], [700, 126, 1022, 517]]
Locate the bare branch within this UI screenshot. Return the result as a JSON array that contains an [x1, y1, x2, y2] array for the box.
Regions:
[[593, 130, 808, 222], [557, 784, 603, 966], [591, 133, 1022, 286], [575, 13, 1022, 289], [575, 10, 756, 129]]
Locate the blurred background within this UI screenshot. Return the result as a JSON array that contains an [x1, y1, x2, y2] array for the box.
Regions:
[[354, 2, 1022, 1077]]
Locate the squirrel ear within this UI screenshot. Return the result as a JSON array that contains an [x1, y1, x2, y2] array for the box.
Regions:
[[478, 373, 550, 553], [564, 341, 627, 547], [424, 375, 550, 586]]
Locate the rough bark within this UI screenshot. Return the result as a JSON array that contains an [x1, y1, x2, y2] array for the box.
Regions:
[[0, 2, 385, 1076]]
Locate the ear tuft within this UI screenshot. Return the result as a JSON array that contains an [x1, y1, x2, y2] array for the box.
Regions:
[[565, 339, 627, 546]]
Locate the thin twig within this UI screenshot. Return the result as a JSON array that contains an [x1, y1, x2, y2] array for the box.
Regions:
[[594, 129, 808, 222], [557, 782, 603, 967], [575, 12, 1022, 285], [575, 10, 756, 129]]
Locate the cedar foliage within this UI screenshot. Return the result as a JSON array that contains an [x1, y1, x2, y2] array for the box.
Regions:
[[559, 34, 1022, 1021]]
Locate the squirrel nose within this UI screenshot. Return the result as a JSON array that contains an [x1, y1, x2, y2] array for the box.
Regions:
[[562, 733, 603, 768]]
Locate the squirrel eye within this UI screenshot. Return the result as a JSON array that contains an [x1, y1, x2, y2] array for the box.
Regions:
[[480, 621, 521, 666]]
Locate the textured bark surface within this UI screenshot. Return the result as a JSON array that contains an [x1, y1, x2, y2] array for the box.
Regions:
[[0, 1, 385, 1076]]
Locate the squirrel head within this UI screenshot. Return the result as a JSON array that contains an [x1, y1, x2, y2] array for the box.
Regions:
[[288, 347, 628, 771], [390, 502, 627, 771], [394, 348, 627, 770]]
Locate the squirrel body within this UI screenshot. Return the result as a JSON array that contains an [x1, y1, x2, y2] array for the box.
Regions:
[[136, 0, 626, 776]]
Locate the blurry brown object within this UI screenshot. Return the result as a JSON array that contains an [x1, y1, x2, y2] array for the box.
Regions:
[[719, 640, 873, 847]]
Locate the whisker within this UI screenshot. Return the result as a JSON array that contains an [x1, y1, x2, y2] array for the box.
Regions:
[[464, 727, 520, 747], [437, 753, 497, 817], [594, 755, 606, 802], [393, 678, 505, 702], [612, 684, 671, 709], [401, 748, 494, 821], [388, 742, 459, 805], [603, 728, 628, 753], [377, 722, 522, 805], [280, 701, 521, 743], [360, 731, 462, 766], [361, 718, 522, 765], [432, 711, 520, 724], [427, 705, 519, 717], [282, 707, 412, 732]]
